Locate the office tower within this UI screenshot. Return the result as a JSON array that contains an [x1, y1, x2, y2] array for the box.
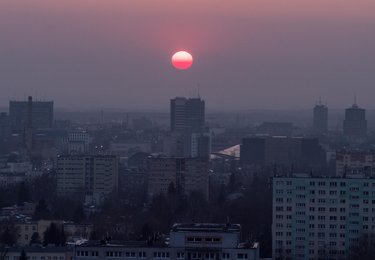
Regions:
[[75, 223, 260, 260], [170, 97, 205, 133], [240, 136, 326, 171], [9, 96, 54, 133], [273, 174, 375, 260], [56, 155, 119, 199], [343, 103, 367, 139], [147, 157, 209, 199], [313, 100, 328, 134], [169, 97, 209, 159], [336, 150, 375, 177]]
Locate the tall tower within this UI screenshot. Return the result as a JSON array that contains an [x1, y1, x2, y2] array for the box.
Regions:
[[170, 97, 205, 133], [343, 100, 367, 139], [313, 98, 328, 134], [169, 97, 209, 159]]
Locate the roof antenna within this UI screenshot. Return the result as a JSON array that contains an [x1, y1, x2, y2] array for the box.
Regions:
[[197, 83, 201, 99]]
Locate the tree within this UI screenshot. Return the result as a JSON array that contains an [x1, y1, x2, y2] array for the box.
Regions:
[[73, 204, 86, 223], [34, 198, 51, 220], [348, 234, 375, 260], [30, 232, 41, 245], [19, 249, 27, 260], [43, 223, 66, 246], [0, 227, 15, 246], [17, 181, 30, 205]]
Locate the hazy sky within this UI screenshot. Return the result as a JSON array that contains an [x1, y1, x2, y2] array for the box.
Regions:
[[1, 0, 375, 111]]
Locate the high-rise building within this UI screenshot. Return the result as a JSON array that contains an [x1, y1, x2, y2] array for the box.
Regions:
[[169, 97, 209, 159], [273, 174, 375, 260], [147, 157, 209, 199], [9, 96, 54, 133], [313, 100, 328, 134], [56, 155, 119, 199], [343, 103, 367, 139], [170, 97, 205, 133]]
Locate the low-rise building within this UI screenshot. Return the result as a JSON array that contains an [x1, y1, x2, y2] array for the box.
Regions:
[[4, 246, 73, 260], [74, 223, 260, 260]]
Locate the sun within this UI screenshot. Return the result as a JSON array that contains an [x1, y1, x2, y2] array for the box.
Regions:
[[171, 51, 193, 70]]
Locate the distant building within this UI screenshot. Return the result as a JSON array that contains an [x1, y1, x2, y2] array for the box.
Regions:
[[169, 97, 209, 159], [9, 96, 54, 133], [313, 101, 328, 134], [75, 223, 260, 260], [273, 174, 375, 260], [66, 131, 90, 154], [56, 155, 119, 200], [170, 97, 205, 133], [343, 103, 367, 139], [336, 150, 375, 177], [147, 157, 209, 199], [240, 136, 326, 172]]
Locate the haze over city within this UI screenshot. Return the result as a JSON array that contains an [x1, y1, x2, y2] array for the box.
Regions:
[[1, 0, 375, 110]]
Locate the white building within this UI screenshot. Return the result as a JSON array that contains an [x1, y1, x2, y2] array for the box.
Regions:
[[74, 223, 260, 260], [273, 174, 375, 260]]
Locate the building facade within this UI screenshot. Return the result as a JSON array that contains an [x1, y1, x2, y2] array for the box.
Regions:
[[170, 97, 205, 133], [336, 150, 375, 177], [74, 223, 260, 260], [313, 102, 328, 134], [56, 155, 119, 199], [273, 174, 375, 260], [9, 96, 54, 133], [240, 136, 326, 172], [147, 157, 209, 199], [343, 104, 367, 139]]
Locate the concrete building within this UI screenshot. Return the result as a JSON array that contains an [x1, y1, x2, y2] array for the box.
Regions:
[[240, 136, 326, 172], [74, 223, 260, 260], [313, 101, 328, 134], [169, 97, 209, 159], [343, 104, 367, 139], [66, 131, 90, 154], [147, 157, 209, 199], [4, 246, 73, 260], [170, 97, 205, 133], [9, 96, 54, 133], [272, 174, 375, 260], [336, 150, 375, 177], [56, 155, 119, 199]]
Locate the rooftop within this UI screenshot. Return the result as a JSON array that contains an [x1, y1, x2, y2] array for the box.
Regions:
[[171, 223, 241, 233]]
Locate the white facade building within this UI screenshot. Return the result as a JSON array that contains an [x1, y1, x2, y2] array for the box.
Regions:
[[74, 223, 260, 260], [273, 174, 375, 260]]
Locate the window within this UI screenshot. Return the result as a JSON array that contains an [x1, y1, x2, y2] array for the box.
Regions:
[[237, 253, 248, 259]]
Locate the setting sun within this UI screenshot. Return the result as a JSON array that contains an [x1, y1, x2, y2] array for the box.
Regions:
[[171, 51, 193, 70]]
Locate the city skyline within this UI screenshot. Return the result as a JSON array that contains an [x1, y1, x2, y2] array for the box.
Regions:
[[1, 0, 375, 110]]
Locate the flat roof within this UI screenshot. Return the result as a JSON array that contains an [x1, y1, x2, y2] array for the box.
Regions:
[[171, 223, 241, 233]]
